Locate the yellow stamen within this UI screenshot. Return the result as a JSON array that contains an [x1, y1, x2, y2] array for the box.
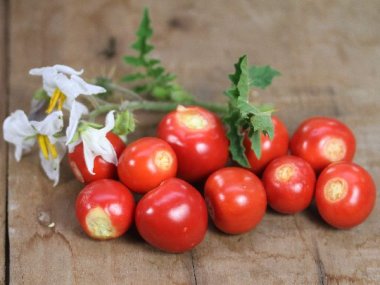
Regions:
[[37, 135, 49, 160], [46, 88, 66, 113], [37, 135, 58, 159], [45, 136, 58, 159], [57, 92, 66, 110]]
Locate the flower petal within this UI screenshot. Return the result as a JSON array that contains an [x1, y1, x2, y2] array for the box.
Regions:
[[30, 111, 64, 138], [81, 111, 117, 174], [66, 101, 88, 149], [70, 75, 106, 96], [39, 141, 66, 186], [3, 110, 36, 161], [52, 64, 83, 76], [29, 65, 83, 97]]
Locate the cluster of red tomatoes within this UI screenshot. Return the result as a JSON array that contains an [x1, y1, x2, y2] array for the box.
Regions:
[[70, 106, 376, 253]]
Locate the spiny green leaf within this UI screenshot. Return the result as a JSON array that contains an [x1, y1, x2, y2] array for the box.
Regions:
[[249, 65, 281, 89], [229, 56, 245, 85], [248, 129, 262, 159], [225, 55, 249, 101], [250, 114, 274, 140], [236, 56, 250, 102], [224, 111, 250, 167], [236, 98, 261, 117]]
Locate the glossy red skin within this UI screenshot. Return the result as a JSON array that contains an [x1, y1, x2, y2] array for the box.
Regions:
[[117, 137, 177, 194], [315, 162, 376, 229], [157, 106, 229, 182], [204, 167, 267, 234], [262, 155, 316, 214], [76, 179, 135, 239], [135, 178, 208, 253], [290, 117, 356, 173], [68, 132, 125, 183], [244, 116, 289, 174]]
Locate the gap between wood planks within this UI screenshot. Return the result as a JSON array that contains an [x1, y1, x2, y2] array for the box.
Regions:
[[2, 0, 10, 284]]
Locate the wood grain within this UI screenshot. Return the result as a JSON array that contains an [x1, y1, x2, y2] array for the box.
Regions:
[[6, 0, 380, 284], [0, 0, 8, 284]]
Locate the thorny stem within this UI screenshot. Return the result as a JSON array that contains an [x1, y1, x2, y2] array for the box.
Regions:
[[108, 83, 143, 101], [88, 99, 227, 121]]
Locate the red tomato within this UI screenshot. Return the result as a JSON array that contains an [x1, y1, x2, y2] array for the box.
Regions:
[[68, 132, 125, 183], [157, 106, 229, 182], [262, 155, 316, 214], [117, 137, 177, 194], [76, 179, 135, 240], [204, 167, 267, 234], [135, 178, 208, 253], [244, 116, 289, 174], [290, 117, 356, 172], [315, 162, 376, 229]]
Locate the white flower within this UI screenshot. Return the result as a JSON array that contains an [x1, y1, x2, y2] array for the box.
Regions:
[[3, 110, 36, 161], [66, 101, 89, 151], [29, 64, 106, 112], [39, 140, 66, 186], [3, 110, 65, 185], [79, 111, 118, 175]]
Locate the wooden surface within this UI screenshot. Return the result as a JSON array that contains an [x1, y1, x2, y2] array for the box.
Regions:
[[0, 0, 8, 284], [2, 0, 380, 284]]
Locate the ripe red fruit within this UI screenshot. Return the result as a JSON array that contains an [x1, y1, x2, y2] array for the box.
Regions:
[[76, 179, 135, 240], [68, 132, 125, 183], [117, 137, 177, 194], [244, 116, 289, 174], [135, 178, 208, 253], [315, 162, 376, 229], [157, 106, 229, 182], [290, 117, 356, 172], [262, 155, 316, 214], [204, 167, 267, 234]]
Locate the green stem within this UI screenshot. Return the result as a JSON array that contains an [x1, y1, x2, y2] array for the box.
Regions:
[[109, 83, 143, 100], [88, 99, 227, 121]]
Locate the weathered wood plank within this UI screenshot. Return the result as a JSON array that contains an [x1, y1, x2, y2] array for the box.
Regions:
[[7, 0, 380, 284], [0, 0, 8, 284]]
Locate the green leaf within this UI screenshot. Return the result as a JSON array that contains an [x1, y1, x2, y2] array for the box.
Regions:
[[152, 86, 170, 100], [123, 56, 144, 67], [249, 65, 281, 89], [134, 85, 150, 94], [224, 111, 250, 167], [169, 84, 193, 102], [121, 73, 146, 82], [122, 8, 194, 104], [225, 55, 249, 101], [132, 8, 153, 56], [113, 110, 136, 136], [250, 114, 274, 140], [236, 98, 261, 117], [147, 67, 165, 78], [248, 129, 262, 159], [237, 56, 250, 102]]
